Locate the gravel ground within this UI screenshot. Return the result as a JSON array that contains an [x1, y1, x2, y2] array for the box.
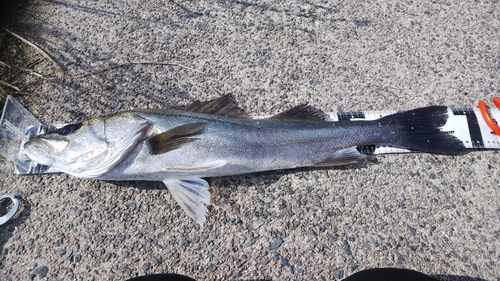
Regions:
[[1, 0, 499, 280]]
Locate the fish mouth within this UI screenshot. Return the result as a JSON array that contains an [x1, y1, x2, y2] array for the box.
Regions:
[[24, 138, 68, 165]]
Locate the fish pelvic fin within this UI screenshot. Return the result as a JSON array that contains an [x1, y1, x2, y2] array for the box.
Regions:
[[146, 122, 208, 155], [163, 160, 227, 225], [315, 146, 366, 167], [383, 106, 466, 155], [163, 177, 211, 225]]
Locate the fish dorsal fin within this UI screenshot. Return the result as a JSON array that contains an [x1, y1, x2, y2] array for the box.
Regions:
[[271, 104, 327, 121], [146, 122, 208, 155], [315, 147, 366, 167], [183, 94, 246, 118]]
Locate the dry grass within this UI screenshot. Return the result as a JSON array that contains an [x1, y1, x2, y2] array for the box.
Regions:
[[0, 33, 56, 103], [0, 1, 205, 111], [0, 0, 43, 106]]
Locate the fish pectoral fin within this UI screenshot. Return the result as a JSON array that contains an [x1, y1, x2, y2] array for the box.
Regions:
[[163, 177, 211, 225], [315, 147, 366, 167], [146, 122, 208, 155], [271, 104, 327, 121]]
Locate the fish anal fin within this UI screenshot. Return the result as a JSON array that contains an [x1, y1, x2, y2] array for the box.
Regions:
[[146, 122, 207, 155], [315, 147, 366, 167], [182, 94, 246, 118], [163, 177, 211, 225], [272, 104, 327, 121]]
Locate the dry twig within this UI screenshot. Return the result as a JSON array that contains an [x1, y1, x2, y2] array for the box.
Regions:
[[0, 60, 57, 81], [0, 30, 205, 92], [0, 80, 21, 92], [3, 28, 64, 76]]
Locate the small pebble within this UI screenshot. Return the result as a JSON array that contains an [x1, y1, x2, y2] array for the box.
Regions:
[[251, 220, 264, 230], [350, 264, 359, 271], [424, 254, 431, 262], [143, 263, 150, 271], [208, 263, 217, 272], [407, 225, 417, 236], [281, 258, 294, 274], [74, 254, 82, 263], [333, 269, 344, 279], [35, 266, 49, 278], [269, 237, 283, 250], [124, 268, 132, 276], [127, 203, 136, 211], [26, 239, 34, 247], [191, 236, 200, 243], [154, 257, 162, 265], [397, 254, 406, 264], [63, 249, 73, 260], [343, 240, 352, 256], [479, 234, 487, 242]]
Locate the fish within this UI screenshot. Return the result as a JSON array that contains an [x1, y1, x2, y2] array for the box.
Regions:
[[23, 95, 465, 225]]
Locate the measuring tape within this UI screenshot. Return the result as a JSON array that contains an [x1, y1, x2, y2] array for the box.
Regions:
[[329, 107, 500, 155]]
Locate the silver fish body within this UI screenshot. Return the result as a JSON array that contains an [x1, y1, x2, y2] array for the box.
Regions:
[[102, 110, 395, 179], [24, 96, 465, 224]]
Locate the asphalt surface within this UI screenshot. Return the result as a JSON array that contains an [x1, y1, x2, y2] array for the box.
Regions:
[[1, 0, 499, 280]]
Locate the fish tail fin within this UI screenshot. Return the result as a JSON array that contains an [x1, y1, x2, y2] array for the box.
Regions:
[[381, 106, 466, 155]]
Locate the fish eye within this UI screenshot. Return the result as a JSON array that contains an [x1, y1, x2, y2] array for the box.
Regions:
[[60, 126, 72, 135], [57, 123, 82, 135]]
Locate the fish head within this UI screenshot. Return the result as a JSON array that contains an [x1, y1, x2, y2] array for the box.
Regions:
[[24, 112, 150, 178]]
